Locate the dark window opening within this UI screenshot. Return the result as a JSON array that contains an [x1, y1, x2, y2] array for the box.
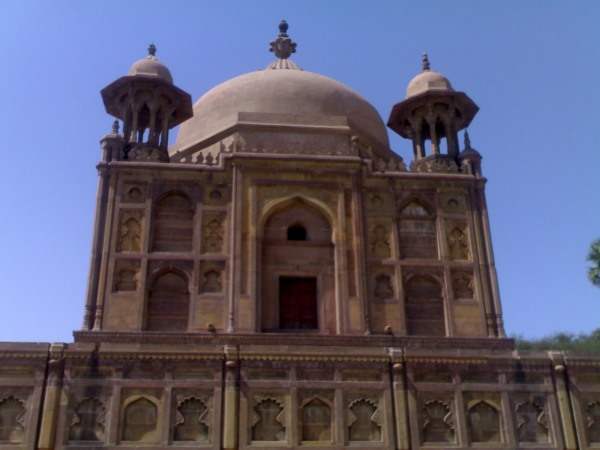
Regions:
[[279, 277, 318, 330], [287, 224, 307, 241]]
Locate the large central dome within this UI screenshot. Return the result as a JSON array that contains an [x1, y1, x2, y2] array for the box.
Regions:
[[174, 68, 390, 152]]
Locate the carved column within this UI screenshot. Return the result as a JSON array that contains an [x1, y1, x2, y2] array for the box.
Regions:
[[351, 173, 370, 334], [477, 185, 505, 336], [37, 344, 65, 450], [467, 188, 494, 336], [390, 352, 410, 450], [83, 163, 109, 330], [428, 116, 440, 155], [551, 358, 578, 450], [222, 346, 239, 450], [93, 171, 119, 330], [334, 188, 348, 334], [227, 164, 242, 332]]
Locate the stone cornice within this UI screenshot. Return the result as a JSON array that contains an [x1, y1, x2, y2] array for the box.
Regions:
[[73, 331, 515, 350]]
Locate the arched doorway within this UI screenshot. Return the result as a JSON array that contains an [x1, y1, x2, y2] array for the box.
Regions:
[[260, 199, 334, 332]]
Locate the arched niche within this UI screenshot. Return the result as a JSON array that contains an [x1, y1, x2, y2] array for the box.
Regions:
[[259, 197, 335, 333], [151, 191, 194, 252], [121, 397, 158, 443], [398, 198, 438, 259], [404, 274, 445, 336], [145, 269, 190, 332]]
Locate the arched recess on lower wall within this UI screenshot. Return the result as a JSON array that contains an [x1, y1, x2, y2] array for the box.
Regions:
[[145, 268, 190, 332], [257, 195, 336, 333], [404, 273, 445, 336]]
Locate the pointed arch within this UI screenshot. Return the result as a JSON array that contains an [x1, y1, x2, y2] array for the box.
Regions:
[[259, 196, 335, 332], [301, 397, 331, 441], [404, 274, 445, 336], [0, 397, 25, 443], [152, 191, 194, 252], [467, 400, 501, 443], [398, 198, 437, 259], [121, 397, 158, 442], [258, 195, 336, 243], [146, 268, 190, 331]]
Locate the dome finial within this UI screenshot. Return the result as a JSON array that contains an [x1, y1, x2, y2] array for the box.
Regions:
[[278, 19, 289, 36], [148, 43, 157, 57], [270, 19, 297, 60], [421, 53, 431, 71], [464, 130, 471, 149], [112, 119, 120, 135]]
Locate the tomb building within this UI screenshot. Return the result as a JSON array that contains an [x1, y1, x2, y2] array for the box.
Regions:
[[1, 20, 598, 450]]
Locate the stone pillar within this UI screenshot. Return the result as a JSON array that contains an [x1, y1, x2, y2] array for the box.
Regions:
[[227, 164, 242, 332], [222, 346, 239, 450], [551, 356, 577, 450], [37, 344, 66, 450], [351, 174, 371, 334], [478, 186, 505, 336], [390, 351, 409, 450], [93, 171, 119, 330]]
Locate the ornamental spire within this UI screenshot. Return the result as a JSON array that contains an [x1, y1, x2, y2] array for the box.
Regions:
[[269, 19, 297, 60], [421, 53, 431, 71], [148, 43, 157, 57], [464, 130, 471, 149]]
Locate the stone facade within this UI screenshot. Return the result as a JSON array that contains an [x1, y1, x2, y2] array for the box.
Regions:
[[1, 21, 598, 450]]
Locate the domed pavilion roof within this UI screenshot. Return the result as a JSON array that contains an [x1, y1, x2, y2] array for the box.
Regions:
[[174, 21, 389, 153], [405, 54, 453, 98], [128, 44, 173, 84]]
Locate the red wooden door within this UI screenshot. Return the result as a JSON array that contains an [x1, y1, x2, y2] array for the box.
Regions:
[[279, 277, 318, 330]]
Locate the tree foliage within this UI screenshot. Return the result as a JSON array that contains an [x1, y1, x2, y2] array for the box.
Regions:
[[588, 239, 600, 287], [515, 328, 600, 353]]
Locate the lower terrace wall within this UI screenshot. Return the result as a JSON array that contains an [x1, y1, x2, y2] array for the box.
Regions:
[[0, 339, 598, 450]]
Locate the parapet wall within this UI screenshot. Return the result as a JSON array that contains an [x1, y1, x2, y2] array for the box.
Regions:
[[1, 339, 598, 450]]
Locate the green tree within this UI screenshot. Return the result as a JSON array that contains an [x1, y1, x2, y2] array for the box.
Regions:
[[588, 239, 600, 287], [515, 328, 600, 353]]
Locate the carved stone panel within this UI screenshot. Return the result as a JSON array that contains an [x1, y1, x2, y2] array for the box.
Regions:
[[465, 394, 502, 444], [347, 397, 382, 442], [121, 396, 159, 442], [113, 260, 140, 292], [122, 183, 146, 204], [369, 224, 391, 259], [420, 398, 455, 444], [586, 400, 600, 444], [202, 213, 225, 254], [117, 211, 143, 252], [69, 398, 106, 442], [373, 273, 394, 302], [174, 396, 211, 442], [452, 271, 474, 300], [0, 396, 25, 443], [299, 391, 333, 442], [439, 192, 467, 213], [447, 224, 470, 261], [514, 396, 549, 443], [199, 261, 225, 294], [251, 396, 286, 442]]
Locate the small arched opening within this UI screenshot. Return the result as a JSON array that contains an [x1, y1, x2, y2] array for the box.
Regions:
[[287, 223, 308, 241]]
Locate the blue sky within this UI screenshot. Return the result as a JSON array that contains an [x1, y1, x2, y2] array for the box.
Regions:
[[0, 0, 598, 342]]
